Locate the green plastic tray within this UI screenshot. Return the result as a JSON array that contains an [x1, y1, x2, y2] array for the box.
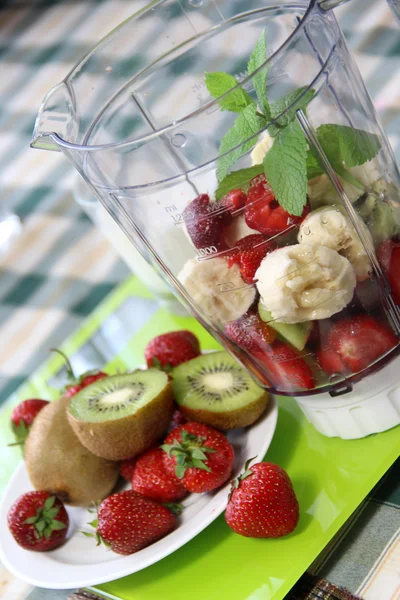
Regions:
[[0, 276, 399, 600]]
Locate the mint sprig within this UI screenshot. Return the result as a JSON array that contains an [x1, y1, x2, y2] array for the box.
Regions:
[[205, 72, 253, 113], [247, 28, 270, 118], [215, 164, 264, 200]]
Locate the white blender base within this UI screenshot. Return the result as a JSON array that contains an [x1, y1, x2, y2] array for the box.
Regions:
[[295, 355, 400, 439]]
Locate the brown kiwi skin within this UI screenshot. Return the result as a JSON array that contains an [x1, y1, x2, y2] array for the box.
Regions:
[[178, 392, 269, 430], [67, 381, 174, 461], [25, 396, 119, 506]]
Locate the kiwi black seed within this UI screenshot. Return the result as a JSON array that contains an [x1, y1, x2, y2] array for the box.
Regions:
[[67, 370, 174, 461], [172, 351, 268, 430]]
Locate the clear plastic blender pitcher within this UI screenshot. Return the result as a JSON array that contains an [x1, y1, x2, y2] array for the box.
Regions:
[[32, 0, 400, 436]]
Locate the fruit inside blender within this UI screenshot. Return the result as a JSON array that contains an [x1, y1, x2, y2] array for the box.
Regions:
[[178, 136, 400, 396]]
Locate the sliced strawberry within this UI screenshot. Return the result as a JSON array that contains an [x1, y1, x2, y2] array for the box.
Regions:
[[328, 314, 398, 373], [225, 312, 276, 354], [377, 240, 400, 305], [225, 234, 274, 283], [244, 174, 309, 237], [317, 343, 346, 375], [221, 189, 247, 212], [255, 341, 315, 391]]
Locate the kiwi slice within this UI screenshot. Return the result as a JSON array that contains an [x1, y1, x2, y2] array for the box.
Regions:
[[67, 370, 174, 461], [258, 302, 312, 351], [172, 351, 268, 430], [25, 397, 119, 506]]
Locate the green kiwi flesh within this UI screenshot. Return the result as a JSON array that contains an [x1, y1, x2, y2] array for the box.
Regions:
[[25, 396, 119, 506], [172, 351, 268, 430], [67, 370, 174, 460], [258, 302, 312, 351]]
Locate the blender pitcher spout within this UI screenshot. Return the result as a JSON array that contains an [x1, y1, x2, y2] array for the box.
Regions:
[[31, 82, 77, 152]]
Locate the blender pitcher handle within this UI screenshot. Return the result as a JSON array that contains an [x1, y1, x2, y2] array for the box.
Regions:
[[31, 82, 77, 152], [318, 0, 352, 10], [295, 108, 400, 336]]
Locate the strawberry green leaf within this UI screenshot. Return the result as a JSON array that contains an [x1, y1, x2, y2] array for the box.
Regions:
[[205, 72, 254, 113], [263, 121, 308, 216], [175, 464, 185, 479], [217, 104, 267, 182], [51, 520, 67, 530], [82, 531, 95, 538], [164, 503, 183, 516], [214, 164, 264, 200], [247, 28, 270, 118], [24, 516, 39, 525]]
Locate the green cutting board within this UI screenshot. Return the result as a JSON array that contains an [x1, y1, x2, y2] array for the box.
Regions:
[[0, 276, 398, 600]]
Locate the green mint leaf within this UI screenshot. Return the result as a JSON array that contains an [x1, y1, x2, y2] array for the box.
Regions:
[[51, 520, 67, 531], [215, 164, 264, 200], [263, 121, 307, 216], [306, 150, 324, 180], [205, 72, 253, 113], [269, 87, 315, 137], [316, 124, 381, 169], [217, 104, 266, 182], [247, 28, 270, 118]]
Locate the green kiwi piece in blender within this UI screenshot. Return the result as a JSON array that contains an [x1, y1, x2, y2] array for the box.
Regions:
[[172, 351, 268, 430], [67, 370, 174, 461]]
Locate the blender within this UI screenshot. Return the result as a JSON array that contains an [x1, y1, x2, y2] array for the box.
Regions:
[[32, 0, 400, 439]]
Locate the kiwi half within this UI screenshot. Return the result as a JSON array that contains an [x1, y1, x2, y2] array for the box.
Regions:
[[172, 351, 268, 430], [25, 396, 119, 506], [67, 370, 174, 461]]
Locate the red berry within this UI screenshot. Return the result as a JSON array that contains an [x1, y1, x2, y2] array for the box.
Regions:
[[377, 240, 400, 305], [317, 343, 346, 375], [97, 490, 176, 555], [11, 399, 49, 428], [183, 194, 230, 250], [255, 341, 315, 391], [244, 174, 309, 236], [81, 372, 107, 386], [225, 461, 299, 538], [162, 422, 234, 494], [145, 330, 200, 369], [225, 312, 276, 355], [131, 448, 187, 503], [120, 458, 137, 482], [64, 384, 83, 398], [167, 409, 187, 434], [327, 314, 398, 373], [221, 189, 247, 212], [237, 234, 275, 283], [8, 492, 69, 552]]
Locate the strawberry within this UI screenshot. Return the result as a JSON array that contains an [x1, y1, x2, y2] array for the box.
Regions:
[[377, 240, 400, 305], [167, 409, 187, 433], [245, 174, 309, 237], [317, 342, 346, 375], [225, 460, 299, 538], [161, 423, 234, 493], [183, 193, 230, 250], [92, 490, 176, 555], [51, 348, 107, 397], [327, 314, 398, 373], [225, 311, 276, 355], [145, 330, 200, 370], [10, 399, 49, 445], [120, 458, 137, 482], [221, 189, 247, 212], [255, 341, 315, 391], [8, 492, 69, 551], [131, 447, 187, 503], [226, 234, 275, 284]]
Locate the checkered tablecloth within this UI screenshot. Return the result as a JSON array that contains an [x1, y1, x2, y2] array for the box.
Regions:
[[0, 0, 399, 599]]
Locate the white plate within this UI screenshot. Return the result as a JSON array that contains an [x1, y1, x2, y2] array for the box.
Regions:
[[0, 397, 277, 589]]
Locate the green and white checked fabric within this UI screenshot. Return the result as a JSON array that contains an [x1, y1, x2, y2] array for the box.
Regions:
[[0, 1, 399, 599]]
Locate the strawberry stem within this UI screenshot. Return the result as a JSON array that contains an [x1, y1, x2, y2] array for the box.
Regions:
[[50, 348, 76, 381], [161, 430, 216, 479], [228, 456, 256, 501], [24, 495, 66, 540]]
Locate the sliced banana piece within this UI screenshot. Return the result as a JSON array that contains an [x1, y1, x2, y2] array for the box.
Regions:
[[251, 132, 274, 165], [298, 206, 372, 281], [178, 257, 256, 326], [255, 244, 356, 323]]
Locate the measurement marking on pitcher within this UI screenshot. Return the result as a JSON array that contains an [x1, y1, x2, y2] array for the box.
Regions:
[[196, 246, 234, 261]]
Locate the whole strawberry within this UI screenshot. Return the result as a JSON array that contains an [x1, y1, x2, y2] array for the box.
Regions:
[[183, 193, 230, 250], [10, 399, 49, 445], [131, 447, 187, 503], [51, 348, 107, 397], [8, 491, 69, 551], [145, 331, 200, 370], [161, 423, 234, 493], [225, 460, 299, 538], [94, 490, 176, 555], [120, 457, 137, 482]]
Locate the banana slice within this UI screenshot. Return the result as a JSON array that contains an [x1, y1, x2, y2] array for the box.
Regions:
[[251, 132, 274, 165], [298, 206, 372, 281], [178, 257, 256, 326], [255, 244, 356, 323]]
